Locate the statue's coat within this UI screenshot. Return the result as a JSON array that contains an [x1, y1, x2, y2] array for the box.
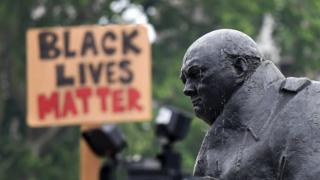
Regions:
[[194, 60, 320, 180]]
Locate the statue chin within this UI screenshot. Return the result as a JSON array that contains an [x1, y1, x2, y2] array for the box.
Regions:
[[193, 106, 221, 125], [193, 106, 216, 125]]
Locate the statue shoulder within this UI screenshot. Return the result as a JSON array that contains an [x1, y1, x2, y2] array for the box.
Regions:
[[280, 77, 311, 93]]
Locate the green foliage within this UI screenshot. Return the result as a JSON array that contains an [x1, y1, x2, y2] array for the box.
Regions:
[[0, 128, 79, 180], [120, 122, 160, 157]]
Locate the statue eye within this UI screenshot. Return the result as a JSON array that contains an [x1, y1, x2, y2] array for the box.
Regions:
[[188, 66, 202, 79]]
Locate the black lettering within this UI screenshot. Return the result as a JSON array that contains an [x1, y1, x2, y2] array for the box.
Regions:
[[56, 64, 74, 86], [101, 31, 116, 55], [79, 63, 86, 85], [64, 31, 76, 58], [81, 31, 98, 56], [89, 63, 103, 84], [106, 62, 115, 84], [119, 60, 133, 84], [123, 29, 141, 54], [39, 32, 60, 59]]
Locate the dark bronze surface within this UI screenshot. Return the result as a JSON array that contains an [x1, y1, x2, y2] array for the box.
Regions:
[[181, 29, 320, 180]]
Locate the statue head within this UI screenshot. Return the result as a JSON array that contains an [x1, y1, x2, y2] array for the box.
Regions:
[[180, 29, 263, 125]]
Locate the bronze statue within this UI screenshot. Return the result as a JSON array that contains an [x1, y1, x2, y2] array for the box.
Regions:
[[181, 29, 320, 180]]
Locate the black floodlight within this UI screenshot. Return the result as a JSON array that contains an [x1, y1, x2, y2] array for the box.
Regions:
[[155, 106, 192, 143], [82, 125, 127, 157]]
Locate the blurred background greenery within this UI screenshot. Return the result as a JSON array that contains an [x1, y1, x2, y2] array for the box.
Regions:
[[1, 0, 320, 179]]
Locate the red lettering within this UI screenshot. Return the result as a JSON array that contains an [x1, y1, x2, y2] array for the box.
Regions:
[[37, 86, 144, 122], [112, 89, 125, 113], [38, 92, 60, 120], [62, 91, 77, 117], [76, 87, 92, 114], [128, 88, 142, 111], [96, 87, 110, 112]]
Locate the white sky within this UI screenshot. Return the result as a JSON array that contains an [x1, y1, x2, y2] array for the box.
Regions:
[[110, 0, 157, 43], [31, 0, 157, 43]]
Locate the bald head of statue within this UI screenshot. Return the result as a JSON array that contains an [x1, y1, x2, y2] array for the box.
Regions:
[[180, 29, 263, 125]]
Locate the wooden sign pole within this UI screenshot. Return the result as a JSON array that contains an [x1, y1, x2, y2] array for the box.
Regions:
[[80, 125, 101, 180]]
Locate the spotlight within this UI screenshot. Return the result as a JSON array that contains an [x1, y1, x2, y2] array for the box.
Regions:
[[155, 106, 192, 144], [82, 106, 194, 180], [82, 125, 127, 158]]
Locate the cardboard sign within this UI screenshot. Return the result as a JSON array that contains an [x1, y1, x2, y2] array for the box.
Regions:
[[27, 25, 151, 127]]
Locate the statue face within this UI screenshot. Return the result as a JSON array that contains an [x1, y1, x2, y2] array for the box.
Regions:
[[180, 29, 261, 125], [180, 47, 238, 125]]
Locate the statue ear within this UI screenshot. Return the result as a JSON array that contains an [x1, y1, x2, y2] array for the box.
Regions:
[[232, 56, 248, 77]]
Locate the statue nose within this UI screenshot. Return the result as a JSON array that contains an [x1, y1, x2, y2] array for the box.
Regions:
[[183, 81, 196, 96]]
